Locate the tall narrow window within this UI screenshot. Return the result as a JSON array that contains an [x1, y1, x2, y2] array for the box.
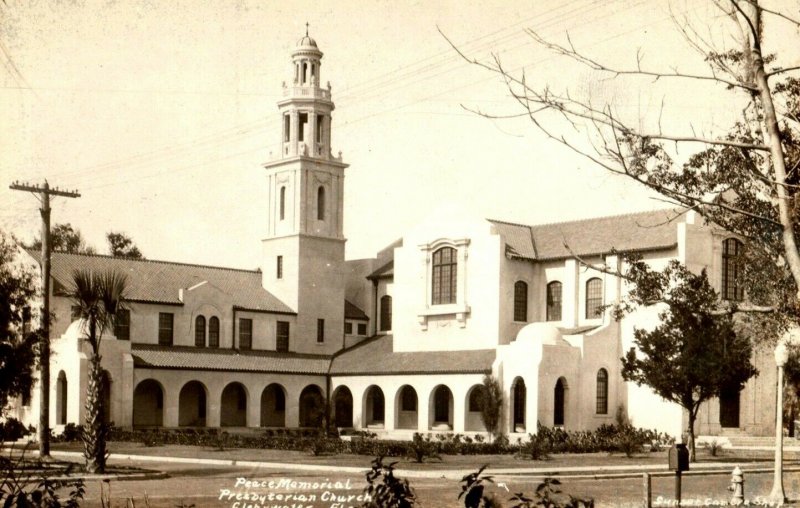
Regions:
[[279, 186, 286, 221], [380, 295, 392, 331], [298, 113, 308, 142], [114, 308, 130, 341], [194, 315, 206, 347], [158, 313, 173, 346], [276, 321, 290, 352], [317, 318, 325, 343], [596, 368, 608, 414], [722, 238, 745, 301], [546, 281, 563, 321], [208, 317, 220, 348], [316, 114, 324, 143], [317, 186, 325, 220], [276, 255, 283, 279], [513, 281, 528, 322], [239, 318, 252, 350], [302, 62, 307, 84], [432, 247, 457, 305], [585, 278, 603, 319], [283, 114, 290, 142]]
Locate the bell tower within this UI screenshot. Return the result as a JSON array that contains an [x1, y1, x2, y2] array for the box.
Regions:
[[262, 31, 347, 355]]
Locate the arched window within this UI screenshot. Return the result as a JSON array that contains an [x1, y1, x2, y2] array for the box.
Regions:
[[279, 186, 286, 221], [380, 295, 392, 331], [596, 368, 608, 414], [208, 317, 220, 348], [513, 281, 528, 322], [547, 281, 563, 321], [722, 238, 744, 301], [432, 247, 457, 305], [194, 316, 206, 347], [585, 278, 603, 319], [317, 186, 325, 220]]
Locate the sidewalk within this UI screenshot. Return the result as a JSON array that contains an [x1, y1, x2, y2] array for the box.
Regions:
[[47, 449, 800, 481]]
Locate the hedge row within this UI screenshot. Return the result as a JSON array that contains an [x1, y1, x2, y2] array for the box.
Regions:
[[67, 423, 676, 459]]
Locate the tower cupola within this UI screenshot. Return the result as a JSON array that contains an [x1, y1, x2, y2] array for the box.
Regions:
[[275, 27, 337, 160]]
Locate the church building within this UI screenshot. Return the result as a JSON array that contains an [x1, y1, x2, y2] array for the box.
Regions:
[[14, 34, 777, 441]]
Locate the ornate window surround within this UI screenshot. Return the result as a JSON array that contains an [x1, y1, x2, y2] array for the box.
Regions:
[[417, 237, 471, 330]]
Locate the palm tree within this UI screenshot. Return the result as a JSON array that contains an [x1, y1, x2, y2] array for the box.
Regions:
[[68, 269, 127, 474]]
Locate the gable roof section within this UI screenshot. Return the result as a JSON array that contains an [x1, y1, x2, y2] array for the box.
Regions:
[[489, 209, 682, 261], [345, 300, 369, 321], [31, 251, 294, 313], [367, 260, 394, 280], [329, 335, 495, 375], [132, 344, 329, 374]]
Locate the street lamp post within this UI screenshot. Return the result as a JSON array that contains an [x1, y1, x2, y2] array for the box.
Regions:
[[769, 339, 789, 506]]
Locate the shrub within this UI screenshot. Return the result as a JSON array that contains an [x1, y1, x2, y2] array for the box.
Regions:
[[459, 465, 502, 508], [509, 478, 594, 508], [0, 418, 32, 442], [406, 433, 441, 463], [361, 456, 416, 508], [705, 439, 724, 457]]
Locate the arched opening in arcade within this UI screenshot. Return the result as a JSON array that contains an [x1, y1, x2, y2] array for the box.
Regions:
[[332, 386, 354, 428], [299, 385, 325, 428], [429, 385, 453, 430], [221, 382, 248, 427], [364, 385, 385, 428], [178, 381, 208, 427], [260, 383, 286, 427], [395, 385, 418, 430], [132, 379, 164, 427]]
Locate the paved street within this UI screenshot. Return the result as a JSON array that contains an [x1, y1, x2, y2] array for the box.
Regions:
[[66, 455, 800, 508]]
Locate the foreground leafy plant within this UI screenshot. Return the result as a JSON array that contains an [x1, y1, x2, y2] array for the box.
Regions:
[[361, 456, 416, 508]]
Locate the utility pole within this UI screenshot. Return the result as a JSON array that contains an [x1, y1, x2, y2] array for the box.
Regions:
[[9, 180, 80, 458]]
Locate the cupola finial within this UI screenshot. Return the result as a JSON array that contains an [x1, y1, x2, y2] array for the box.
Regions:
[[305, 22, 309, 37]]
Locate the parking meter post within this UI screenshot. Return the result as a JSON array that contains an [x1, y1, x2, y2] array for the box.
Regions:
[[643, 472, 652, 508], [675, 471, 682, 505]]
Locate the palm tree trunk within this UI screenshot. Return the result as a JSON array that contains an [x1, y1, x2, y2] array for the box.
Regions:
[[83, 352, 106, 473]]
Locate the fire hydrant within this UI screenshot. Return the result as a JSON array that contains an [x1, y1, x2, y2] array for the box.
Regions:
[[728, 466, 744, 505]]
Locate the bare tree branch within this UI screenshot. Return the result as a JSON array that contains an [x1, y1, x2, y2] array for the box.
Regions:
[[525, 28, 757, 92]]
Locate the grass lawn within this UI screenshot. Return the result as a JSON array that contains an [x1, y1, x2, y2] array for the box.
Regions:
[[49, 440, 800, 472]]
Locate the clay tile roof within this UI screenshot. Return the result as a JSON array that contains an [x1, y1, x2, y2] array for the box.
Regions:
[[489, 221, 537, 260], [30, 251, 294, 314], [489, 209, 682, 261], [131, 344, 330, 374], [329, 335, 495, 376], [367, 260, 394, 280], [345, 300, 369, 321]]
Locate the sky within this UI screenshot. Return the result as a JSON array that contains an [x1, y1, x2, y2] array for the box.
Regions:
[[1, 0, 797, 269]]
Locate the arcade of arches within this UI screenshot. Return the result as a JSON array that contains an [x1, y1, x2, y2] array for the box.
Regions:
[[130, 377, 504, 433]]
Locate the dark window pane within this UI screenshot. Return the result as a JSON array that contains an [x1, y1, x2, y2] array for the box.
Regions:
[[514, 281, 528, 322], [547, 282, 563, 322], [277, 255, 283, 279], [431, 247, 457, 305], [380, 295, 392, 331], [357, 323, 367, 336], [317, 318, 324, 343], [114, 309, 130, 341], [239, 318, 252, 350], [585, 278, 603, 319], [401, 387, 416, 411], [344, 322, 353, 334], [195, 315, 206, 347], [276, 321, 290, 352], [158, 313, 173, 346], [596, 369, 608, 414], [208, 317, 220, 348], [722, 238, 744, 301]]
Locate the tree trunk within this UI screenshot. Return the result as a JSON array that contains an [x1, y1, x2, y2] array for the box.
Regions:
[[83, 353, 107, 473], [687, 412, 697, 462]]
